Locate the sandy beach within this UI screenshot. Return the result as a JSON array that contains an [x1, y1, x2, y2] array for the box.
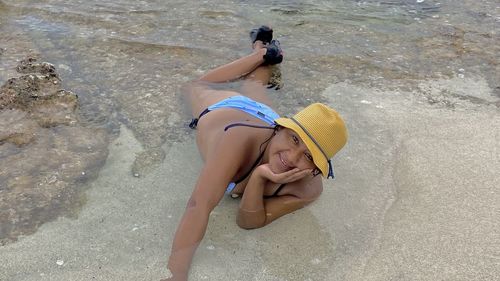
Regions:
[[1, 0, 499, 280], [1, 77, 498, 280]]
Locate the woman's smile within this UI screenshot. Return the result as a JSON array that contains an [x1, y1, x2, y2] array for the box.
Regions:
[[278, 152, 292, 171]]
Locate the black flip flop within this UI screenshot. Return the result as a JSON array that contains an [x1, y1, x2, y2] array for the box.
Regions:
[[250, 25, 273, 44], [263, 40, 283, 65]]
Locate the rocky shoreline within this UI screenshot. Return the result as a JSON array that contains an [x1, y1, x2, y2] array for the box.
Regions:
[[0, 56, 109, 245]]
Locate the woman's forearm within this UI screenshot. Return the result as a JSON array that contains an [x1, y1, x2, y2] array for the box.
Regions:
[[237, 170, 268, 228], [168, 205, 211, 279]]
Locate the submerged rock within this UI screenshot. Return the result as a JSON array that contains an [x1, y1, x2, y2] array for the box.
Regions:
[[0, 56, 109, 245], [16, 56, 56, 75], [0, 56, 74, 111], [0, 56, 80, 142]]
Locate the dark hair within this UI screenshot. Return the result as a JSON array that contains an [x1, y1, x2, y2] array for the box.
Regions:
[[312, 168, 321, 177]]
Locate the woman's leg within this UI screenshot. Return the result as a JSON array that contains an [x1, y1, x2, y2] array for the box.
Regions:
[[185, 41, 275, 116], [200, 41, 274, 106], [239, 41, 274, 106], [198, 46, 267, 83]]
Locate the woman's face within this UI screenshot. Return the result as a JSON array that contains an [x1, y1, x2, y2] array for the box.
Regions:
[[267, 127, 317, 174]]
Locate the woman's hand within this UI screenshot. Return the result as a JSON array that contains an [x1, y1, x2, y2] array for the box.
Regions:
[[256, 164, 312, 184]]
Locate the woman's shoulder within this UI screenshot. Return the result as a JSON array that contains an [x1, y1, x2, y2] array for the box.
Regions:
[[197, 110, 269, 155], [202, 120, 272, 170]]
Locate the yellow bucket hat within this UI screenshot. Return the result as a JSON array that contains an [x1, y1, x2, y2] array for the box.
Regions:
[[274, 103, 348, 178]]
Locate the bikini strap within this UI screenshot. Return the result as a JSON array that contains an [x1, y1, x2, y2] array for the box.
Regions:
[[189, 108, 210, 129], [272, 183, 286, 197], [230, 123, 277, 184], [234, 147, 266, 185], [224, 122, 276, 131]]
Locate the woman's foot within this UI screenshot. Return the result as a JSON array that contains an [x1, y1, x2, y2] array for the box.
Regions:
[[253, 40, 266, 50], [249, 26, 282, 65], [263, 40, 283, 65], [250, 25, 273, 44]]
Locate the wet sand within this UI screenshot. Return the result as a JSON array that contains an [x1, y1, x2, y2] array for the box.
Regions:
[[1, 75, 498, 280], [319, 80, 499, 281]]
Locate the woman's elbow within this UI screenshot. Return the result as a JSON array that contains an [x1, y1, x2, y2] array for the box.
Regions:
[[236, 211, 266, 229], [237, 220, 262, 230], [237, 220, 265, 230]]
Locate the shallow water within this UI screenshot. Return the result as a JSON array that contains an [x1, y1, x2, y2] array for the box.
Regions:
[[0, 0, 499, 278]]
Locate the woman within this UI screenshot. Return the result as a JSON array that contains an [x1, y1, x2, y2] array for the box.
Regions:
[[164, 26, 348, 280]]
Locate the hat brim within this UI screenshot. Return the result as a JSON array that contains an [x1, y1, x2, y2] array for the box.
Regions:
[[274, 118, 328, 177]]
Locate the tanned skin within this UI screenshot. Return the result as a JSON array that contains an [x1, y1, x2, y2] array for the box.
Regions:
[[162, 40, 323, 281]]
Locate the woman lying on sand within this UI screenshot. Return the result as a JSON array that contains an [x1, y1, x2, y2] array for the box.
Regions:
[[163, 26, 348, 280]]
